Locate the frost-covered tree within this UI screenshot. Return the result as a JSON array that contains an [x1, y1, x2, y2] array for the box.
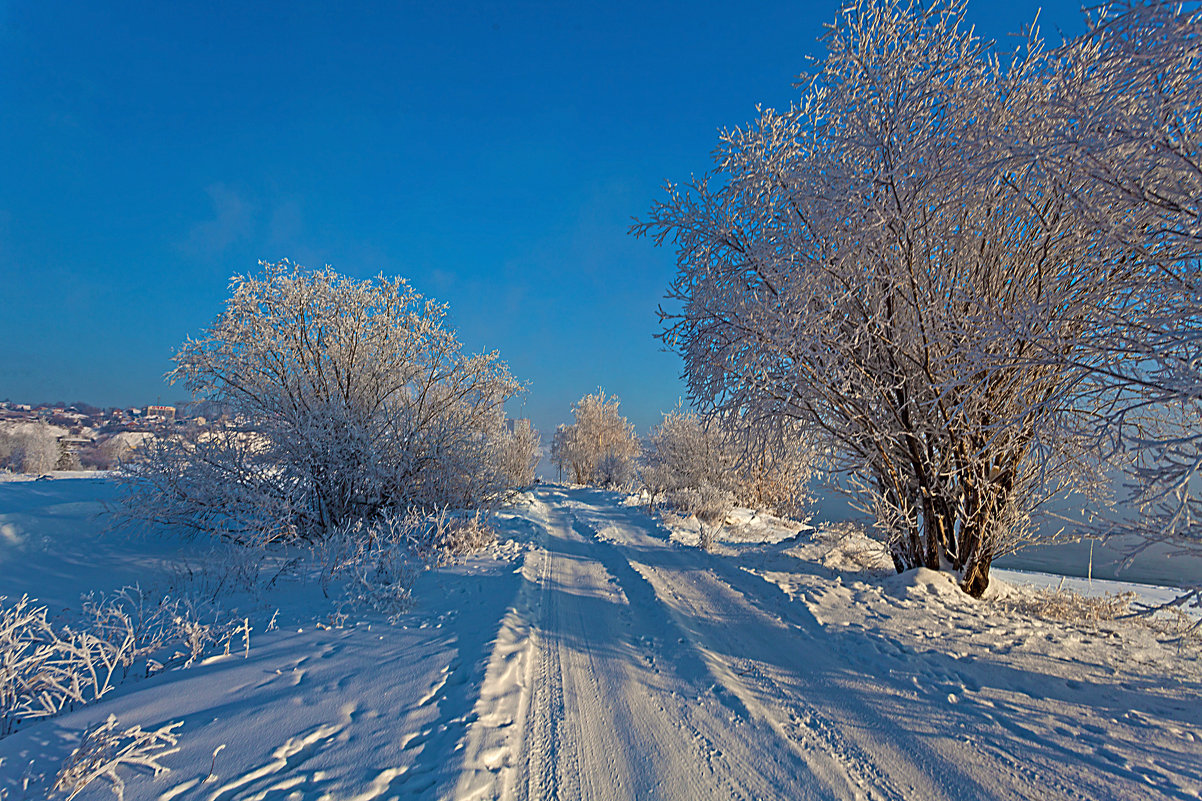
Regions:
[[0, 423, 61, 474], [643, 408, 812, 517], [120, 262, 527, 544], [551, 391, 640, 487], [1034, 2, 1202, 556], [496, 419, 541, 489], [643, 408, 730, 498], [635, 0, 1132, 596]]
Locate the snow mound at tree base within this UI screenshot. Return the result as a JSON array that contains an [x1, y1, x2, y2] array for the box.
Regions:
[[881, 566, 967, 600]]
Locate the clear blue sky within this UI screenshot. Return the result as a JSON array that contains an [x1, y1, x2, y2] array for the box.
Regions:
[[0, 0, 1087, 438]]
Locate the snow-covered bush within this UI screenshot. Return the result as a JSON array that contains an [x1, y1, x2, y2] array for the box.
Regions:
[[495, 419, 541, 490], [117, 262, 528, 544], [642, 409, 727, 497], [53, 715, 181, 801], [643, 408, 813, 518], [668, 483, 734, 550], [594, 452, 637, 490], [318, 519, 419, 622], [551, 391, 640, 486], [427, 511, 497, 558], [318, 508, 496, 620], [0, 423, 61, 474]]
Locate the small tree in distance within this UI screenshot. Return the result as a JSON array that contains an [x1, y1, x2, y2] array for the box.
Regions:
[[0, 423, 61, 474], [551, 391, 640, 487], [643, 407, 814, 519], [496, 419, 541, 489]]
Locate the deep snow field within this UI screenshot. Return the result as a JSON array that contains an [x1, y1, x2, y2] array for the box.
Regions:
[[1, 474, 1199, 800]]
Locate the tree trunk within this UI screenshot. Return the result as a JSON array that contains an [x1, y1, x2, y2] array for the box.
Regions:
[[960, 552, 992, 598]]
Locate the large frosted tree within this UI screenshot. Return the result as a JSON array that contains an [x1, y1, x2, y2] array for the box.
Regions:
[[635, 0, 1142, 596], [1036, 2, 1202, 557]]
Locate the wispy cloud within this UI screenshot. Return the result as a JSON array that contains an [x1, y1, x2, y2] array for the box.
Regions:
[[181, 183, 256, 257]]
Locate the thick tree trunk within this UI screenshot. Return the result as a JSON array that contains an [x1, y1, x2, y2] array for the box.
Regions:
[[960, 553, 992, 598]]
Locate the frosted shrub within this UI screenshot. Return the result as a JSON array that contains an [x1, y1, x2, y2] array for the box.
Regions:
[[318, 512, 421, 619], [669, 483, 735, 550], [551, 391, 640, 485], [644, 408, 813, 518], [428, 511, 497, 558], [318, 508, 495, 621], [118, 262, 529, 544], [594, 452, 638, 491], [644, 409, 726, 497], [634, 0, 1133, 596], [496, 420, 541, 490], [0, 423, 61, 474], [53, 715, 181, 801], [81, 587, 250, 672]]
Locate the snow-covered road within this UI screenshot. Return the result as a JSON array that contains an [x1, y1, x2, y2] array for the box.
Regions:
[[464, 486, 826, 800], [2, 479, 1199, 800], [461, 486, 1202, 801]]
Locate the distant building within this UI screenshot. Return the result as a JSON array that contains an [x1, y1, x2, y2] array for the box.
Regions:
[[506, 418, 532, 435], [146, 405, 176, 421], [58, 435, 93, 454]]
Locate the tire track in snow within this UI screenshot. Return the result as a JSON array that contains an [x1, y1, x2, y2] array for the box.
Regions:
[[520, 532, 584, 801], [566, 488, 995, 801], [517, 488, 837, 800], [467, 486, 995, 800]]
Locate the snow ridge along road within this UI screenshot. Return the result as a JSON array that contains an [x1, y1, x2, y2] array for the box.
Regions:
[[458, 486, 1202, 801]]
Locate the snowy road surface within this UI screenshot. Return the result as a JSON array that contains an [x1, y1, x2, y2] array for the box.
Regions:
[[458, 486, 1202, 801], [1, 480, 1199, 800]]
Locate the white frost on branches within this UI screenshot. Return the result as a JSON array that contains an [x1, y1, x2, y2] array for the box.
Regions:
[[0, 423, 62, 474], [643, 407, 813, 519], [118, 262, 532, 544], [634, 0, 1140, 596], [1036, 2, 1202, 554], [551, 391, 640, 488]]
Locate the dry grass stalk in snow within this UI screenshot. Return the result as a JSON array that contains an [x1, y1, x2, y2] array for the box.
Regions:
[[53, 715, 181, 801], [1, 589, 252, 739], [997, 585, 1137, 625], [0, 596, 128, 737], [813, 521, 893, 573], [992, 583, 1202, 653]]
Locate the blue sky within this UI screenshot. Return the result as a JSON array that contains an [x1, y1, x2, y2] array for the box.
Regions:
[[0, 0, 1087, 438]]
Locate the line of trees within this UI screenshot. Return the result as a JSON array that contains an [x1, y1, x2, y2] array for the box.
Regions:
[[549, 392, 816, 530], [634, 0, 1201, 596]]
